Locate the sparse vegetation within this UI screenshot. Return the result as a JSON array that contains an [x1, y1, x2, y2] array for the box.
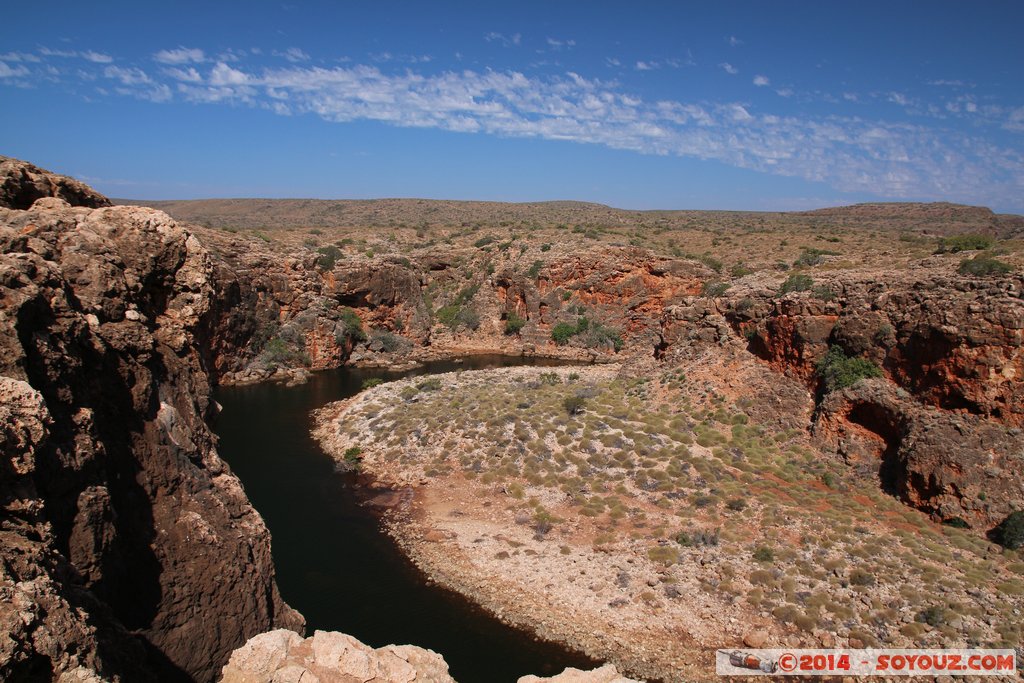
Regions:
[[958, 254, 1012, 276], [779, 273, 814, 294], [815, 345, 883, 392], [504, 312, 526, 335], [992, 511, 1024, 550], [937, 233, 995, 253]]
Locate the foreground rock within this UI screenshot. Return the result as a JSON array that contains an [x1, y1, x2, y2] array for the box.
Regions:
[[221, 629, 639, 683], [0, 173, 302, 681]]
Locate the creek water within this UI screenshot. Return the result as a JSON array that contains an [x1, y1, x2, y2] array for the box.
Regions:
[[214, 355, 600, 682]]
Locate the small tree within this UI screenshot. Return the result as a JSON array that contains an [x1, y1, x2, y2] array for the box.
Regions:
[[504, 312, 526, 335], [992, 511, 1024, 550], [563, 396, 586, 415], [815, 345, 883, 392]]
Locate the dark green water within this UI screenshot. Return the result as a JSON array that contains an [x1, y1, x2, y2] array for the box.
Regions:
[[214, 355, 599, 682]]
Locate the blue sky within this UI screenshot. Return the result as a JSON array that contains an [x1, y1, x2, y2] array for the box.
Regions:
[[2, 1, 1023, 211]]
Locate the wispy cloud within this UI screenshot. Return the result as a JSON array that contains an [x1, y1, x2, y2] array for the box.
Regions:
[[485, 32, 521, 47], [753, 75, 770, 87], [9, 50, 1024, 208], [728, 36, 743, 47], [274, 47, 310, 63], [153, 47, 206, 65], [81, 51, 113, 64], [0, 62, 30, 79], [635, 60, 656, 71], [719, 62, 738, 75], [0, 51, 41, 63], [545, 37, 576, 50]]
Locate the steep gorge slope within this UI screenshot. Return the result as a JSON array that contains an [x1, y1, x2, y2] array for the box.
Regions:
[[0, 162, 302, 682]]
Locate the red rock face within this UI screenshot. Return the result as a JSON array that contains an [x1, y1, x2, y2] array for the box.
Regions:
[[702, 273, 1024, 526]]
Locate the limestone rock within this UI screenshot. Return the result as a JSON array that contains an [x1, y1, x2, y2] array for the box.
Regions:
[[518, 663, 642, 682], [221, 629, 455, 683], [0, 155, 111, 210]]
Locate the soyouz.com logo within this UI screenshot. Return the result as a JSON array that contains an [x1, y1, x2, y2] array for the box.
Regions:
[[716, 648, 1017, 676]]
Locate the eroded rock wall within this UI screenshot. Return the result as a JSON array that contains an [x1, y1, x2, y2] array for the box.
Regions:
[[0, 181, 302, 682]]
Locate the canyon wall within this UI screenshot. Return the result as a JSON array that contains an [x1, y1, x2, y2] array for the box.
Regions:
[[0, 161, 303, 682]]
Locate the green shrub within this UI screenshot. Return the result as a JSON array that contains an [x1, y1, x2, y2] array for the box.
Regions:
[[779, 273, 814, 294], [261, 337, 309, 367], [648, 545, 679, 565], [815, 345, 883, 392], [794, 247, 839, 267], [504, 312, 526, 335], [730, 263, 753, 277], [343, 446, 362, 464], [849, 568, 875, 586], [370, 330, 404, 353], [916, 605, 947, 626], [551, 321, 581, 345], [580, 323, 624, 352], [474, 235, 496, 248], [361, 378, 384, 390], [528, 260, 544, 278], [563, 396, 586, 415], [812, 285, 836, 302], [697, 254, 723, 272], [992, 511, 1024, 550], [315, 245, 343, 270], [338, 308, 366, 342], [540, 243, 552, 252], [958, 255, 1012, 276], [416, 378, 442, 391], [675, 528, 719, 546], [753, 546, 774, 562], [725, 498, 747, 512], [937, 233, 995, 253], [702, 281, 730, 297]]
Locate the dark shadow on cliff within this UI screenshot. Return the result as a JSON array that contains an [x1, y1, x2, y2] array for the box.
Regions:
[[16, 295, 189, 682]]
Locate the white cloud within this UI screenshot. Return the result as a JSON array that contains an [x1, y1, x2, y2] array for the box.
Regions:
[[775, 88, 793, 97], [606, 57, 621, 67], [274, 47, 310, 63], [103, 66, 151, 86], [485, 32, 521, 47], [635, 61, 656, 71], [888, 91, 910, 106], [164, 66, 202, 83], [1004, 106, 1024, 132], [0, 51, 41, 63], [39, 47, 78, 58], [728, 36, 743, 47], [0, 62, 30, 78], [842, 92, 858, 102], [81, 51, 113, 64], [546, 37, 576, 49], [719, 62, 738, 75], [753, 75, 770, 87], [48, 57, 1024, 208], [153, 47, 206, 64]]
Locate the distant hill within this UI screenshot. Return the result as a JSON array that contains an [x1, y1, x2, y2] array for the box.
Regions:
[[115, 197, 1022, 237], [800, 202, 1022, 237]]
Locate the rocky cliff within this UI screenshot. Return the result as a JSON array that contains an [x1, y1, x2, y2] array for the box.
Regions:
[[0, 159, 303, 682]]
